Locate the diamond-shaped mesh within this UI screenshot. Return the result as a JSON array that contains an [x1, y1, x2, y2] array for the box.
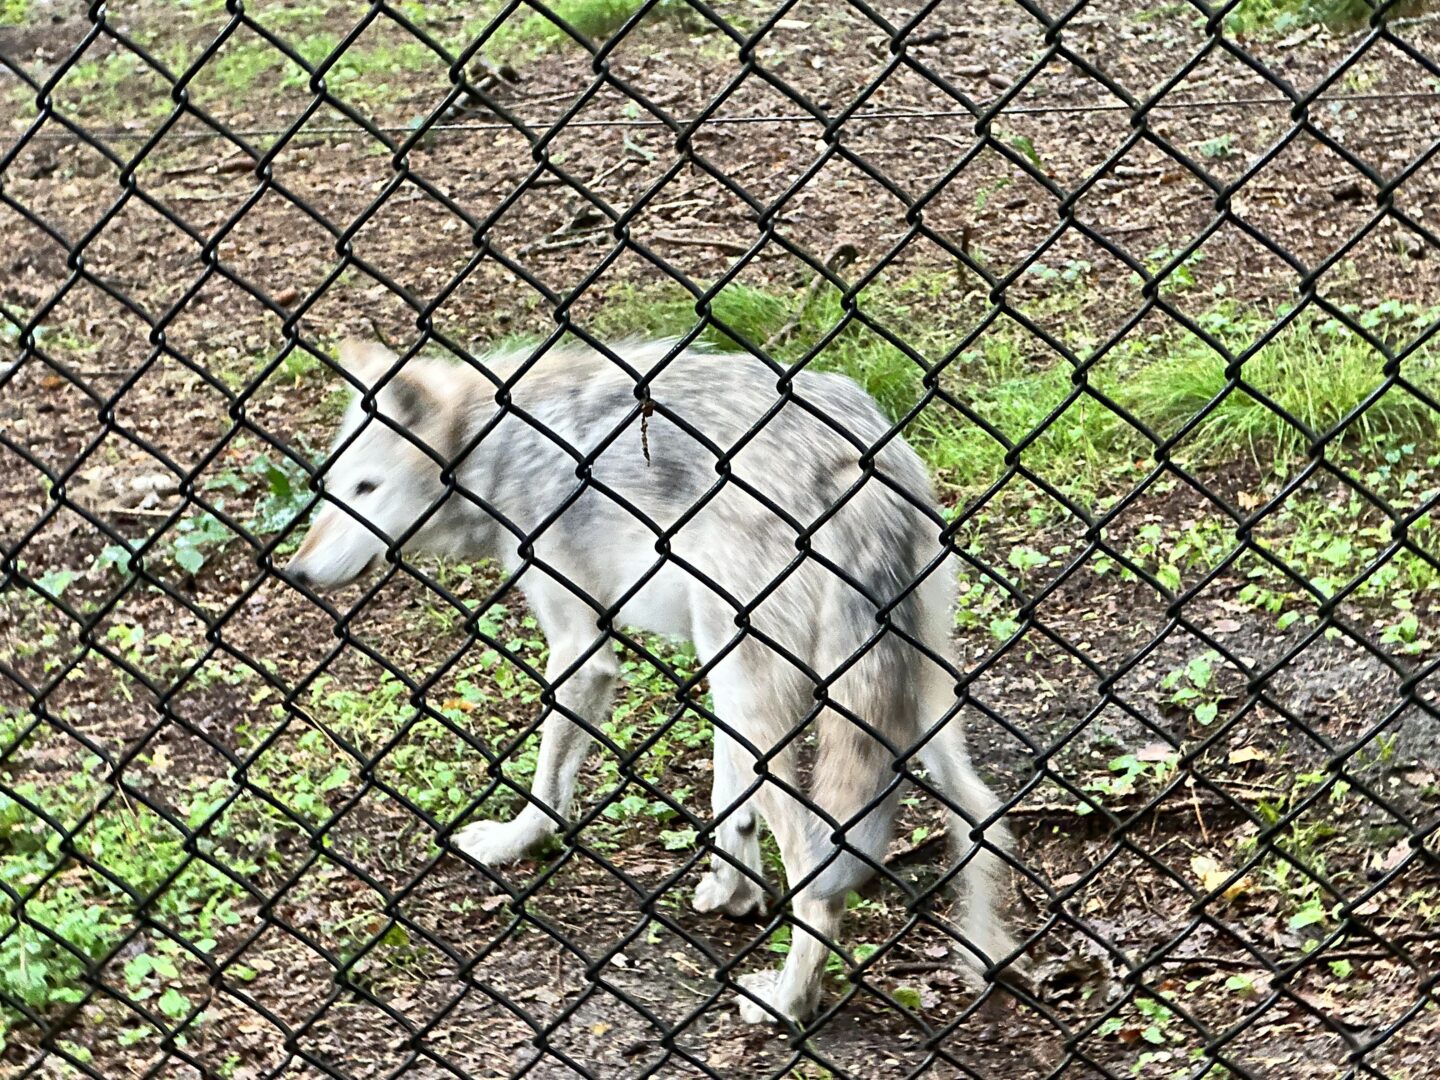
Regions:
[[4, 1, 1440, 1076]]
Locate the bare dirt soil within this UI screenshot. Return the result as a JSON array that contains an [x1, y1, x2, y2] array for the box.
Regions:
[[4, 2, 1440, 1079]]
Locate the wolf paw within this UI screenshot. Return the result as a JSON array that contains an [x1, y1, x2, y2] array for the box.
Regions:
[[452, 819, 546, 868], [955, 927, 1031, 993], [693, 872, 765, 919], [735, 970, 817, 1025]]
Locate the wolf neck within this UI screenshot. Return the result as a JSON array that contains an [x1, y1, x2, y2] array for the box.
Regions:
[[447, 339, 585, 457], [420, 348, 522, 560]]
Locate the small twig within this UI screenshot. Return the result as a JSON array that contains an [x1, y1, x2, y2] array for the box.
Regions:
[[905, 29, 952, 47], [930, 133, 974, 154], [515, 228, 609, 257], [166, 192, 248, 203], [1101, 222, 1160, 237], [507, 89, 589, 108], [645, 197, 713, 215], [1213, 779, 1290, 799], [886, 825, 948, 867], [763, 242, 860, 352], [1007, 793, 1240, 820], [494, 173, 569, 190], [722, 160, 762, 179], [161, 154, 255, 179], [586, 153, 642, 189], [366, 316, 393, 351], [91, 503, 175, 519], [649, 230, 753, 256], [1172, 954, 1272, 971], [1390, 10, 1440, 29], [1190, 783, 1211, 846], [881, 960, 952, 976], [1298, 947, 1400, 965]]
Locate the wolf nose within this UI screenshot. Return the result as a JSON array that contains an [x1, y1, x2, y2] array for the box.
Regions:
[[287, 566, 313, 590]]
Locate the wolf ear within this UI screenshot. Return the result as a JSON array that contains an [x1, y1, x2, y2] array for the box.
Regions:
[[379, 372, 435, 432], [336, 337, 451, 453], [336, 337, 397, 386]]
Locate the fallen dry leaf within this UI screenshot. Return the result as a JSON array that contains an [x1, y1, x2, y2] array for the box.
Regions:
[[1191, 854, 1252, 902]]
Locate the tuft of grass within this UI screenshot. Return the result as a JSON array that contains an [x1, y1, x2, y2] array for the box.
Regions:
[[1114, 311, 1440, 464], [52, 27, 448, 121], [54, 51, 175, 122], [208, 33, 441, 105], [0, 0, 28, 26], [589, 279, 789, 352], [483, 0, 688, 56], [542, 0, 662, 39]]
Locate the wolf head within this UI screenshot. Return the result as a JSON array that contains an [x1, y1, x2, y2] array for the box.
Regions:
[[285, 338, 461, 590]]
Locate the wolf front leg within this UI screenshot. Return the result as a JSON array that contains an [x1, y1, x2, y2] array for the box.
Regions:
[[454, 624, 618, 868]]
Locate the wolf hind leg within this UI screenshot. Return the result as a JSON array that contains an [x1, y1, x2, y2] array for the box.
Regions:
[[915, 664, 1022, 981], [734, 671, 904, 1024]]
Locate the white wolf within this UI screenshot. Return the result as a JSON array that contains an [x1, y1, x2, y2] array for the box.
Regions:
[[285, 336, 1021, 1023]]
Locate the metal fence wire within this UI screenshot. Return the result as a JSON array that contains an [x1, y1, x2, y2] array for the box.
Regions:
[[4, 0, 1440, 1077]]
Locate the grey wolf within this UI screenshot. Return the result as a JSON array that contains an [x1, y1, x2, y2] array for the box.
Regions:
[[285, 336, 1021, 1022]]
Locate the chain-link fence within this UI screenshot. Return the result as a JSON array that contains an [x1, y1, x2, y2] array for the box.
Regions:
[[4, 1, 1440, 1077]]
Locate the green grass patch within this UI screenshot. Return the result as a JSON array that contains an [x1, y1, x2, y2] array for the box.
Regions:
[[0, 592, 705, 1040], [50, 27, 450, 121], [262, 592, 707, 847], [41, 0, 711, 122], [572, 271, 1440, 642], [0, 713, 248, 1035], [481, 0, 691, 57], [53, 50, 175, 123], [1114, 304, 1440, 463], [1226, 0, 1437, 33], [197, 33, 444, 106]]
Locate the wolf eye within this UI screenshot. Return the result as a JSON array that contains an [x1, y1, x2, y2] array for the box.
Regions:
[[353, 480, 379, 496]]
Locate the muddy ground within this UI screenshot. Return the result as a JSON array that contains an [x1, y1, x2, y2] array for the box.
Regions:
[[4, 2, 1440, 1078]]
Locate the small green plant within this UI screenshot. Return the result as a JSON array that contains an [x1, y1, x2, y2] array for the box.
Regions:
[[1079, 751, 1179, 813], [1025, 258, 1093, 287], [1380, 607, 1429, 656], [589, 640, 710, 848], [1097, 989, 1189, 1052], [90, 452, 312, 582], [280, 347, 324, 383], [1241, 770, 1350, 932], [1161, 652, 1225, 729], [1140, 245, 1207, 292], [1199, 134, 1237, 161], [972, 177, 1014, 214]]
